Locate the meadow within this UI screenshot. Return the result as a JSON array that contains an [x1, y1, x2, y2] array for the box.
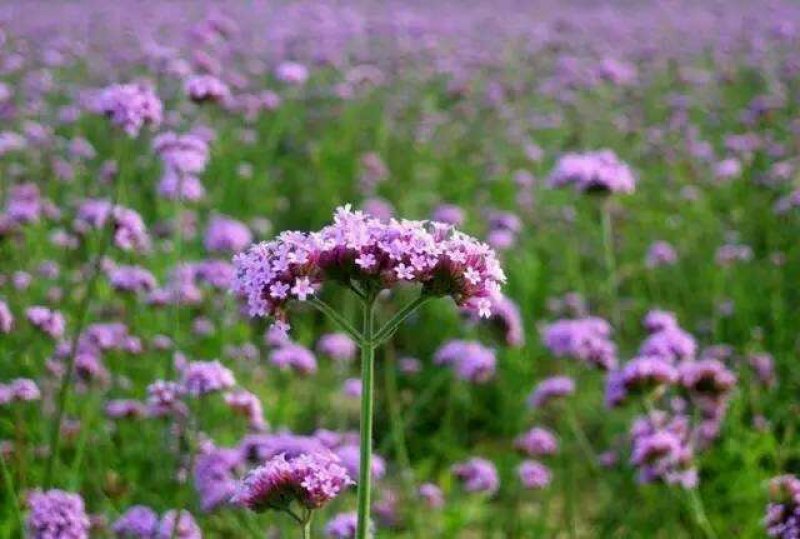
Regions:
[[1, 1, 800, 537]]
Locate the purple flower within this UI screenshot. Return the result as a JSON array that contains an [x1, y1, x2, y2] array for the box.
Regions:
[[233, 205, 505, 329], [5, 378, 40, 403], [452, 457, 499, 495], [642, 310, 678, 333], [156, 510, 201, 539], [270, 343, 318, 375], [765, 475, 800, 538], [317, 332, 357, 362], [335, 444, 386, 481], [517, 460, 552, 489], [678, 359, 736, 404], [342, 378, 362, 398], [204, 215, 252, 254], [431, 204, 465, 226], [645, 241, 678, 268], [97, 83, 162, 137], [26, 306, 66, 339], [749, 353, 776, 388], [0, 299, 14, 333], [527, 376, 575, 408], [418, 483, 445, 508], [638, 325, 697, 364], [113, 505, 159, 538], [548, 150, 636, 194], [153, 132, 209, 175], [629, 412, 697, 488], [514, 427, 558, 456], [26, 489, 90, 539], [542, 317, 617, 370], [194, 447, 242, 512], [715, 243, 753, 266], [606, 354, 679, 407], [224, 390, 266, 431], [231, 451, 353, 511], [180, 360, 236, 396], [108, 265, 157, 293], [479, 294, 524, 347], [434, 339, 496, 383], [105, 399, 146, 420], [326, 512, 371, 538], [146, 380, 186, 417], [275, 62, 309, 85], [184, 74, 230, 104]]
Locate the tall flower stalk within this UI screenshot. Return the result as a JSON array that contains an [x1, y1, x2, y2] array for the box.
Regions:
[[233, 205, 505, 537]]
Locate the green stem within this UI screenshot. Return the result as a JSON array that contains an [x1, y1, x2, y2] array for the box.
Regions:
[[687, 487, 717, 539], [565, 404, 600, 473], [0, 451, 24, 535], [44, 203, 117, 487], [356, 297, 376, 539], [309, 297, 363, 344], [302, 513, 312, 539], [600, 201, 620, 328], [372, 295, 431, 347]]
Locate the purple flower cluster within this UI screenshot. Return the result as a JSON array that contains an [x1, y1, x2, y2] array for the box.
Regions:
[[26, 489, 90, 539], [452, 457, 499, 495], [548, 150, 636, 194], [0, 378, 40, 405], [517, 460, 552, 490], [180, 360, 236, 396], [204, 215, 252, 254], [26, 306, 66, 339], [605, 355, 678, 407], [233, 205, 505, 326], [97, 83, 163, 136], [230, 450, 353, 511], [629, 412, 697, 488], [527, 375, 575, 408], [112, 505, 159, 537], [184, 74, 230, 104], [326, 512, 370, 538], [316, 332, 358, 362], [434, 339, 496, 383], [269, 343, 318, 375], [765, 475, 800, 538], [542, 316, 617, 370]]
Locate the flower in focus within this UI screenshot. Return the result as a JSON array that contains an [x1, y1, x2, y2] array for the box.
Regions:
[[230, 451, 353, 512], [233, 205, 505, 331]]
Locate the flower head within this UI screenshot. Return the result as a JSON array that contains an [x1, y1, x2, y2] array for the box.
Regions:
[[230, 451, 353, 512], [233, 205, 505, 329], [26, 489, 90, 539]]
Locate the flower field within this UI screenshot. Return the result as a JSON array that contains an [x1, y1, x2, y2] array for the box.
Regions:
[[1, 1, 800, 537]]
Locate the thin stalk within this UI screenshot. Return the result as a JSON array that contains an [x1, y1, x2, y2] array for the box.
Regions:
[[310, 297, 363, 344], [600, 200, 620, 328], [356, 297, 376, 539], [687, 487, 718, 539], [0, 451, 24, 535], [44, 211, 116, 487], [372, 295, 431, 347], [302, 513, 312, 539], [565, 404, 600, 473]]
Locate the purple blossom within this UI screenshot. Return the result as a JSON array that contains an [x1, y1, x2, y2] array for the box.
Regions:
[[269, 343, 318, 375], [184, 74, 230, 104], [548, 150, 636, 194], [638, 325, 697, 364], [452, 457, 499, 495], [233, 205, 505, 329], [316, 332, 357, 362], [434, 339, 496, 383], [231, 451, 353, 511], [180, 360, 236, 396], [515, 427, 558, 456], [645, 241, 678, 268], [113, 505, 159, 538], [542, 317, 617, 370], [765, 475, 800, 538], [527, 375, 575, 408], [0, 300, 14, 333], [26, 489, 90, 539], [418, 483, 445, 508], [326, 512, 370, 538], [97, 83, 162, 136], [275, 62, 309, 85], [224, 390, 266, 431], [204, 215, 252, 254], [517, 460, 552, 489], [26, 306, 66, 339], [194, 447, 242, 512], [155, 510, 201, 539]]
